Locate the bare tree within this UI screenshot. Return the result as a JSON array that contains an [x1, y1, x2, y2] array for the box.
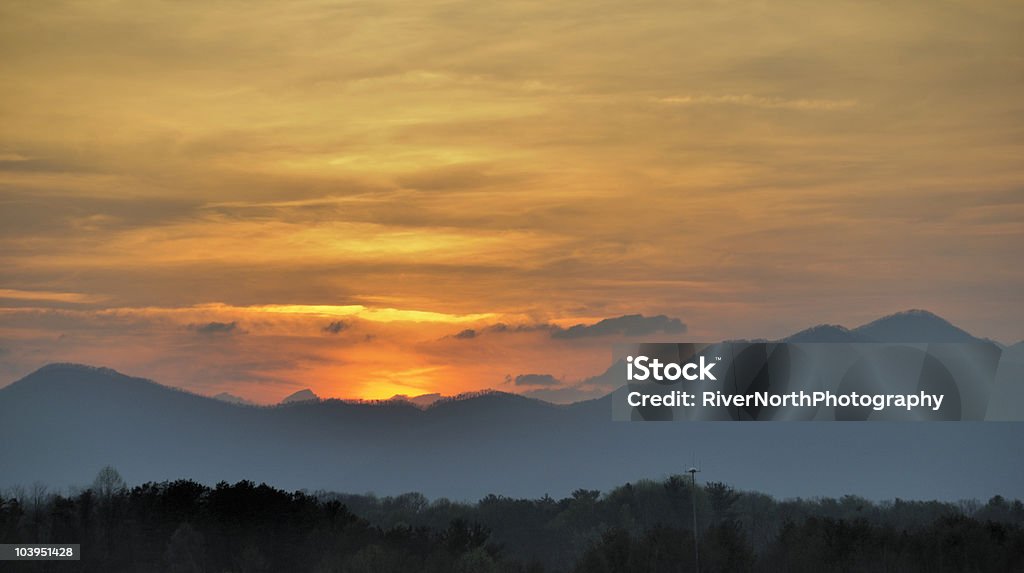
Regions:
[[92, 466, 126, 501]]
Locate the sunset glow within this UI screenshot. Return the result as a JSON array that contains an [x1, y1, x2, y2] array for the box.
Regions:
[[2, 0, 1022, 403]]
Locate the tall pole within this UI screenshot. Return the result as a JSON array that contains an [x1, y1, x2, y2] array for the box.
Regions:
[[689, 467, 700, 573]]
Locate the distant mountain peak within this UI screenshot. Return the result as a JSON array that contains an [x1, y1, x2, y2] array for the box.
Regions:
[[862, 309, 949, 325], [852, 309, 978, 343], [783, 324, 863, 343], [869, 309, 944, 322], [776, 310, 987, 344], [281, 388, 320, 404], [13, 363, 157, 390], [212, 392, 255, 406], [34, 362, 123, 377], [389, 393, 444, 408]]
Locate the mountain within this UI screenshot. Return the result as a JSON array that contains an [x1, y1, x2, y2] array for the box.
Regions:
[[782, 309, 990, 344], [1, 361, 1022, 502], [784, 324, 865, 343], [851, 309, 981, 342], [212, 392, 255, 406], [389, 393, 444, 408], [281, 388, 319, 404]]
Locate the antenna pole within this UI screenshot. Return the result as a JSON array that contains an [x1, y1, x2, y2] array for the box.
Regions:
[[688, 466, 700, 573]]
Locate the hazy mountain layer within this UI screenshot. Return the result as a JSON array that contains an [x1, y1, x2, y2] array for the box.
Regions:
[[1, 311, 1021, 500]]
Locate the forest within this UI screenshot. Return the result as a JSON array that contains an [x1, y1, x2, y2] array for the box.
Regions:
[[2, 467, 1022, 572]]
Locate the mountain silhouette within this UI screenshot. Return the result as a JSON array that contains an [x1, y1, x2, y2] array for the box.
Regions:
[[212, 391, 255, 406], [281, 388, 319, 404], [390, 393, 444, 407], [783, 309, 990, 344], [851, 309, 982, 342], [784, 324, 866, 343], [1, 311, 1021, 501]]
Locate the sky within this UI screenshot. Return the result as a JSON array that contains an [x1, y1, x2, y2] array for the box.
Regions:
[[1, 0, 1022, 403]]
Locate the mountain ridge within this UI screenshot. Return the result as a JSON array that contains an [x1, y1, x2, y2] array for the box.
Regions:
[[6, 309, 1001, 406], [782, 309, 990, 344], [1, 309, 1019, 501]]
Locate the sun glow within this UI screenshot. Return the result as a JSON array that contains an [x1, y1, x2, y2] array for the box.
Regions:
[[248, 304, 495, 324]]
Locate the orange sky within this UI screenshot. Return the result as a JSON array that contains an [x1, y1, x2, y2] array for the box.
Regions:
[[1, 0, 1022, 403]]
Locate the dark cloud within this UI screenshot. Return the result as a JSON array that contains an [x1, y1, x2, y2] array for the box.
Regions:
[[551, 314, 687, 339], [446, 323, 555, 340], [513, 373, 560, 386], [192, 321, 237, 335], [323, 321, 348, 334], [487, 323, 556, 334], [452, 317, 685, 341]]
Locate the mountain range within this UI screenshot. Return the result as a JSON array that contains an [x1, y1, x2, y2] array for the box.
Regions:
[[782, 309, 995, 345], [211, 392, 255, 406], [1, 310, 1021, 501]]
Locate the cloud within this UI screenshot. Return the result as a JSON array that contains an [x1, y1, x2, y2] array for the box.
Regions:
[[449, 316, 686, 341], [323, 320, 348, 334], [551, 314, 687, 339], [448, 319, 557, 337], [2, 0, 1023, 389], [513, 373, 559, 386], [519, 360, 628, 403], [656, 94, 858, 111], [446, 323, 552, 339], [489, 323, 557, 334], [0, 289, 105, 304], [192, 321, 238, 335]]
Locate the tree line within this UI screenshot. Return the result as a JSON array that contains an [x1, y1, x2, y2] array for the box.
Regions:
[[1, 467, 1022, 572]]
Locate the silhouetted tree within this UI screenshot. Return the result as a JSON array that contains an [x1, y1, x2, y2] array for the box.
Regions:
[[2, 474, 1022, 572], [92, 466, 127, 501]]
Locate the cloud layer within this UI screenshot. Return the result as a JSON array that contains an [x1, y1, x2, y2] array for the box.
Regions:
[[513, 373, 560, 387], [1, 0, 1022, 400], [551, 314, 686, 339]]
